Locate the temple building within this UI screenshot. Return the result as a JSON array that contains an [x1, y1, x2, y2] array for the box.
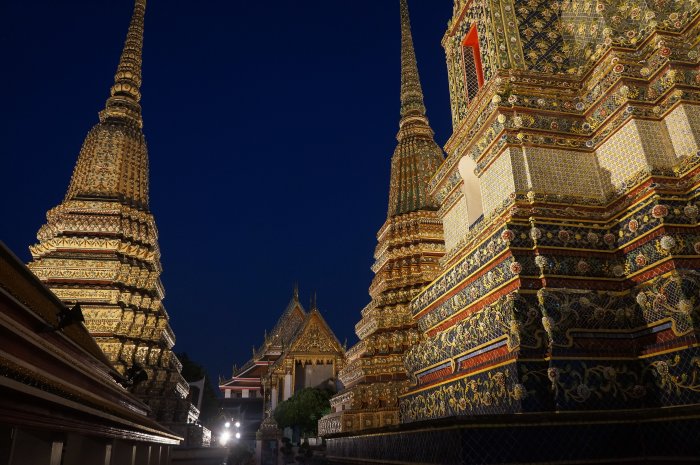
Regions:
[[220, 287, 345, 440], [0, 242, 180, 465], [25, 0, 194, 431], [318, 0, 446, 435], [324, 0, 700, 463]]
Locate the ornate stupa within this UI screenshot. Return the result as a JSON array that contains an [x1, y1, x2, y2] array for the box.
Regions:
[[28, 0, 191, 423], [319, 0, 446, 435], [326, 0, 700, 463]]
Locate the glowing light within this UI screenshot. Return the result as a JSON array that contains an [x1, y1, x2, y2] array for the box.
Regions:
[[220, 431, 231, 446], [235, 432, 241, 439], [235, 421, 241, 428], [224, 421, 230, 428]]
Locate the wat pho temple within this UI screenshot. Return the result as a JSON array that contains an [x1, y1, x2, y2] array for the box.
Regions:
[[319, 0, 700, 463], [2, 0, 700, 464]]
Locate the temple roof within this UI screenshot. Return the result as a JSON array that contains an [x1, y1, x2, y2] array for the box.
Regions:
[[221, 290, 345, 388], [0, 241, 180, 443]]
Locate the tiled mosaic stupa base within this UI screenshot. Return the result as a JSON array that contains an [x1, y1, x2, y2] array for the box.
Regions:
[[325, 406, 700, 464]]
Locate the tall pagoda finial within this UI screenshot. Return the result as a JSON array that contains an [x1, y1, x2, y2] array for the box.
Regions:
[[399, 0, 427, 121], [100, 0, 147, 127], [385, 0, 444, 217], [310, 292, 317, 311], [293, 282, 299, 301]]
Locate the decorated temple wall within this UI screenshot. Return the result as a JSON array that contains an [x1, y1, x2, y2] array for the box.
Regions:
[[522, 147, 605, 200], [596, 118, 673, 189], [479, 148, 519, 216], [442, 194, 470, 251], [666, 103, 700, 159]]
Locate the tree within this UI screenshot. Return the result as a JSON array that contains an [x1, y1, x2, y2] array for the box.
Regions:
[[273, 387, 332, 436]]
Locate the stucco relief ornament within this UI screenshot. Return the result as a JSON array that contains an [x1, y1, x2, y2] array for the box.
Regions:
[[694, 242, 700, 255], [684, 204, 699, 219], [512, 384, 527, 400], [530, 226, 542, 241], [557, 230, 571, 243], [632, 385, 647, 397], [659, 235, 676, 251], [635, 254, 648, 266], [628, 219, 639, 232], [501, 229, 515, 242], [677, 299, 693, 315], [612, 264, 626, 277], [604, 233, 616, 246], [587, 232, 600, 245], [576, 260, 591, 274], [535, 255, 549, 271], [576, 383, 592, 401], [636, 292, 648, 307], [651, 205, 669, 219], [510, 262, 523, 275]]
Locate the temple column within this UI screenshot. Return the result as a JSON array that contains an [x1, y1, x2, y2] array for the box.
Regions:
[[63, 433, 111, 465], [111, 440, 136, 465], [134, 444, 151, 465], [283, 372, 292, 401], [159, 446, 170, 465], [8, 429, 64, 465], [1, 425, 13, 465], [271, 386, 278, 411]]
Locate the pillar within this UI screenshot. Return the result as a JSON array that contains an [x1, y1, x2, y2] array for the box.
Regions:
[[63, 433, 111, 465], [111, 440, 136, 465], [283, 373, 292, 401], [159, 446, 170, 465], [0, 425, 13, 465], [8, 429, 63, 465], [134, 444, 151, 465], [149, 445, 161, 465], [271, 386, 278, 410]]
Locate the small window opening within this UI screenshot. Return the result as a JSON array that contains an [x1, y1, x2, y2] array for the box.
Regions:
[[462, 24, 484, 103]]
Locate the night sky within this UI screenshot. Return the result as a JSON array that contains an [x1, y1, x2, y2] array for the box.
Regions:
[[1, 0, 453, 383]]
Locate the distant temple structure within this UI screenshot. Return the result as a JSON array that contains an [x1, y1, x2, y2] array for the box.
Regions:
[[318, 0, 447, 436], [25, 0, 196, 432], [324, 0, 700, 463], [220, 287, 345, 439]]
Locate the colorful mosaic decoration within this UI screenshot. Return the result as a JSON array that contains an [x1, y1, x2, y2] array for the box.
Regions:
[[401, 0, 700, 428], [327, 0, 700, 462], [26, 0, 191, 424]]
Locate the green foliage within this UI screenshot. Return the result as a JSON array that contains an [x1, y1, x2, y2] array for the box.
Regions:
[[176, 352, 220, 426], [273, 387, 332, 435]]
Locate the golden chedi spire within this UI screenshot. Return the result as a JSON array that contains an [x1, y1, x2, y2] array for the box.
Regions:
[[64, 0, 149, 210], [388, 0, 444, 217], [29, 0, 190, 424], [399, 0, 426, 120], [319, 0, 445, 436], [101, 0, 146, 126]]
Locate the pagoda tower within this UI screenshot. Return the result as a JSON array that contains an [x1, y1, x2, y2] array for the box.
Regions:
[[319, 0, 445, 435], [28, 0, 190, 423]]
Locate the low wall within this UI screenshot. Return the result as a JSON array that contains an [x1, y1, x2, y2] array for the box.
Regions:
[[325, 405, 700, 464]]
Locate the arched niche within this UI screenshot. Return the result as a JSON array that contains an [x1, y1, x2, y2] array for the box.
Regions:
[[457, 155, 484, 228]]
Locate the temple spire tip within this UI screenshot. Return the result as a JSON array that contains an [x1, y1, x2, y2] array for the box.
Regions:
[[399, 0, 427, 121], [100, 0, 147, 126]]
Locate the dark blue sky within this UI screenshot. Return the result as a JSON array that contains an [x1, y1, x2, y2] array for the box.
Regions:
[[1, 0, 453, 382]]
